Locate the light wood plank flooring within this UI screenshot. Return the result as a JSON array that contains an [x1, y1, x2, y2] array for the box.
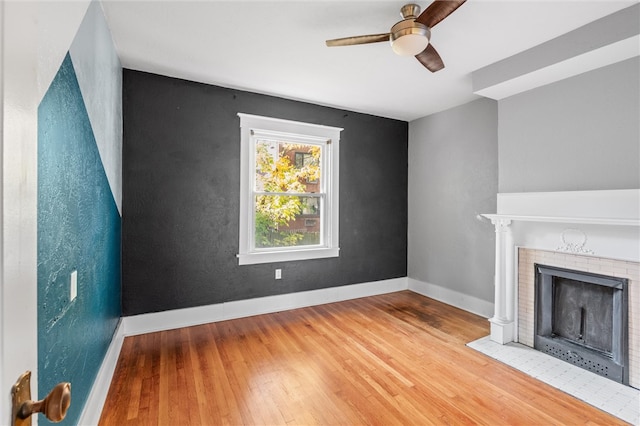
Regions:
[[99, 291, 626, 425]]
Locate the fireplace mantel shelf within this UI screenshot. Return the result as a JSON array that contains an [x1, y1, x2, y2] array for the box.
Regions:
[[481, 213, 640, 227]]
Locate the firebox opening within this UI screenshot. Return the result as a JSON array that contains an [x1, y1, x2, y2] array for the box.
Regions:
[[534, 264, 628, 384]]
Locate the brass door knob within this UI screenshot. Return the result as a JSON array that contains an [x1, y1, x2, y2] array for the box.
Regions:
[[18, 382, 71, 422], [12, 371, 71, 425]]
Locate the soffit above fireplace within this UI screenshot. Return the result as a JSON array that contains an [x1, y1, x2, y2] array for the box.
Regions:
[[472, 4, 640, 100]]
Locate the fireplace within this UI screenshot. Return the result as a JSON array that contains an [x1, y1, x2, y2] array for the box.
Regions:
[[534, 264, 628, 384], [481, 189, 640, 389]]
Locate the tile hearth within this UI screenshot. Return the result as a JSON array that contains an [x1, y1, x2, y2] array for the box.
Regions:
[[468, 336, 639, 425]]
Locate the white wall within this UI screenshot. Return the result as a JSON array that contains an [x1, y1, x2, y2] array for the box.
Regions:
[[69, 1, 123, 213], [408, 98, 498, 317]]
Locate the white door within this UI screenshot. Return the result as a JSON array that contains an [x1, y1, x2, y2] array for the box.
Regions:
[[1, 1, 39, 421]]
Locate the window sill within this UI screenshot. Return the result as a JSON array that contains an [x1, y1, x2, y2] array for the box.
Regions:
[[237, 247, 339, 265]]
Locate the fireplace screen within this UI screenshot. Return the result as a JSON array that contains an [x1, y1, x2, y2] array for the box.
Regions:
[[552, 277, 613, 353], [535, 264, 628, 384]]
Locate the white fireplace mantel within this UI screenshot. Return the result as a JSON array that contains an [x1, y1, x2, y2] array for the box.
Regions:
[[481, 189, 640, 344], [482, 214, 640, 227]]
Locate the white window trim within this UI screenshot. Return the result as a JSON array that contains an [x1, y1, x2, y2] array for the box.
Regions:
[[237, 113, 342, 265]]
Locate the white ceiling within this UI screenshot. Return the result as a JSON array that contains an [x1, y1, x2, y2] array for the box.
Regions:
[[102, 0, 637, 121]]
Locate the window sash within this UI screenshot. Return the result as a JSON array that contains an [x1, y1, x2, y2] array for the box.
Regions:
[[249, 128, 329, 252], [252, 191, 324, 197], [252, 137, 325, 193]]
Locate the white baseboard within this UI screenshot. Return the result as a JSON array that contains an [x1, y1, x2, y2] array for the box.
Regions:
[[122, 277, 409, 336], [78, 319, 126, 426], [407, 278, 494, 318]]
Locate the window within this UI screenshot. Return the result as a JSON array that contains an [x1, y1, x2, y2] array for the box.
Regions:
[[295, 152, 314, 168], [237, 113, 342, 265], [295, 152, 318, 183]]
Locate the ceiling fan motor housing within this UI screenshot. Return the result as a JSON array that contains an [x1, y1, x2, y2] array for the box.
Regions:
[[400, 3, 422, 19]]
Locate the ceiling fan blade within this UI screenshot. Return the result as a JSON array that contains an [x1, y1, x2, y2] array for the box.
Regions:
[[415, 0, 466, 28], [415, 44, 445, 72], [326, 33, 390, 47]]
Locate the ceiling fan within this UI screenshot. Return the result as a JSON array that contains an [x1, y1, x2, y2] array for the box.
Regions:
[[325, 0, 466, 72]]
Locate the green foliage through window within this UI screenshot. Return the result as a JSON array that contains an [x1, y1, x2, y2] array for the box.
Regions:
[[254, 140, 322, 248]]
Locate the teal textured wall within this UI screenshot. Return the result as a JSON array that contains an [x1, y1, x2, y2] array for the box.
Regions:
[[38, 53, 121, 425]]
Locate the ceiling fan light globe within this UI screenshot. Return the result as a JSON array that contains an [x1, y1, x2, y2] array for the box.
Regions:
[[391, 34, 429, 56], [390, 19, 430, 56]]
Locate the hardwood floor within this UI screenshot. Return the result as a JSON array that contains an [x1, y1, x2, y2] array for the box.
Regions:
[[99, 291, 626, 425]]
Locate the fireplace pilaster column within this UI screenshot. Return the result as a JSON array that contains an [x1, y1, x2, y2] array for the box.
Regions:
[[489, 217, 515, 344]]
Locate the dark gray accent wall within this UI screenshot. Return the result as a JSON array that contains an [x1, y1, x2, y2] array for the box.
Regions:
[[499, 57, 640, 193], [122, 70, 407, 316], [408, 98, 498, 303]]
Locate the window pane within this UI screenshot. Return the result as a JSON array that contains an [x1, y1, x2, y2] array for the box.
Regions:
[[255, 195, 321, 248], [300, 196, 319, 215], [255, 140, 321, 193]]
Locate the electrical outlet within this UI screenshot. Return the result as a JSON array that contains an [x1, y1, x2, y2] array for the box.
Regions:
[[275, 269, 282, 280], [70, 270, 77, 302]]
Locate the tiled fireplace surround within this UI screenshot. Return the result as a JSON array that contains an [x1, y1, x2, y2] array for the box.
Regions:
[[482, 189, 640, 389]]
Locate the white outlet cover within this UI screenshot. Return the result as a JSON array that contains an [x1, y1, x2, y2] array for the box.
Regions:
[[70, 270, 78, 302], [275, 269, 282, 279]]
